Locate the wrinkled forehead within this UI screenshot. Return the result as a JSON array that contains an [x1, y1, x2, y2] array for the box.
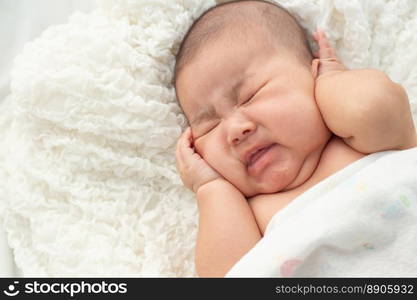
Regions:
[[175, 40, 258, 113], [176, 29, 273, 94]]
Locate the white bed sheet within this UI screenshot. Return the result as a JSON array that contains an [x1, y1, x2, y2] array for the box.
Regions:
[[0, 0, 96, 277]]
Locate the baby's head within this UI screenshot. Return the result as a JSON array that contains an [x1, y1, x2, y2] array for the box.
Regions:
[[174, 0, 331, 197]]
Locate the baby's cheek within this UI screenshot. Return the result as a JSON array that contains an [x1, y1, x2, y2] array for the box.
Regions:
[[195, 134, 232, 171], [193, 137, 208, 158], [193, 142, 203, 157], [202, 144, 227, 171]]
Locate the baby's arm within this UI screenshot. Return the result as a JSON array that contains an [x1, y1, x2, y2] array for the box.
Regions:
[[195, 179, 261, 277], [176, 128, 261, 277], [313, 30, 417, 153]]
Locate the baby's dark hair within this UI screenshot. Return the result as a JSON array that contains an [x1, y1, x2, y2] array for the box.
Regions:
[[173, 0, 313, 87]]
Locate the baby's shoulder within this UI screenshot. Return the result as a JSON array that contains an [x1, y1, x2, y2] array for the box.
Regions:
[[248, 190, 296, 236]]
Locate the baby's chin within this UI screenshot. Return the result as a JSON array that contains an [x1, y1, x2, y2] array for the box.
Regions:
[[240, 178, 290, 198], [240, 163, 310, 197]]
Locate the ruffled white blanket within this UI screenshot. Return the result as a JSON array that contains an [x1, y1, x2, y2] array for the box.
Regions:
[[0, 0, 416, 277]]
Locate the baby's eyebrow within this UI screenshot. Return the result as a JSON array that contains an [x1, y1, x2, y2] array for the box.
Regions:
[[190, 73, 255, 126], [190, 105, 218, 126]]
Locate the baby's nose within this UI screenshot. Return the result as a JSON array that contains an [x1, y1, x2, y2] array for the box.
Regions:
[[231, 128, 252, 144], [229, 119, 256, 145]]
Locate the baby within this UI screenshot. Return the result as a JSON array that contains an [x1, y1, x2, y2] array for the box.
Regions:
[[173, 0, 417, 277]]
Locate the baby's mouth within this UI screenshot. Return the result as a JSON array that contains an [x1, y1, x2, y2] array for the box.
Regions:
[[247, 144, 275, 167]]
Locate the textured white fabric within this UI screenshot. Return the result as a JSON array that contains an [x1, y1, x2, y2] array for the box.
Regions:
[[0, 0, 96, 278], [226, 147, 417, 277], [0, 0, 215, 277], [0, 0, 416, 277]]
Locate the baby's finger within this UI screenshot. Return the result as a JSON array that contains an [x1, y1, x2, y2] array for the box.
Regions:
[[176, 128, 191, 164], [312, 30, 319, 42], [183, 127, 195, 151], [175, 140, 185, 173], [178, 128, 199, 165], [316, 30, 337, 60]]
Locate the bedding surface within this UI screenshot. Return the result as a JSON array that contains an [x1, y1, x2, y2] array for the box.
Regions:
[[0, 0, 416, 277], [226, 147, 417, 277], [0, 0, 95, 277]]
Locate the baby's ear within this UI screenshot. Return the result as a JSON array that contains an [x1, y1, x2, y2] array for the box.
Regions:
[[311, 58, 319, 80]]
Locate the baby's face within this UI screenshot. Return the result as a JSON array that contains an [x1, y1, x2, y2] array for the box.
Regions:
[[176, 34, 331, 197]]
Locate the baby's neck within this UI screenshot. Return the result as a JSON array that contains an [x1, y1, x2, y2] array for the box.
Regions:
[[291, 135, 366, 195]]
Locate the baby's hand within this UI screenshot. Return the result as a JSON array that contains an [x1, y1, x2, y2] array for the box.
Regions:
[[312, 29, 347, 79], [175, 127, 223, 193]]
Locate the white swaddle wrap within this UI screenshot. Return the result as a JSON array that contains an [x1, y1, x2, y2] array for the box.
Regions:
[[226, 146, 417, 277]]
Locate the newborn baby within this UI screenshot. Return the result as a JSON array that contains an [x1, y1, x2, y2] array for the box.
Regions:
[[174, 0, 417, 277]]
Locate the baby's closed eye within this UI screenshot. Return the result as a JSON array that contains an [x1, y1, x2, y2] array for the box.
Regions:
[[239, 80, 269, 106], [193, 119, 220, 139], [240, 92, 257, 105]]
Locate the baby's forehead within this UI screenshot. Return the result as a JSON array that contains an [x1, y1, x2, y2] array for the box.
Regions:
[[194, 25, 272, 66]]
